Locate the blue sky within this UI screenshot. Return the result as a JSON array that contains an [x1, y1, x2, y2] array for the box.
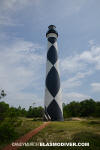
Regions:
[[0, 0, 100, 109]]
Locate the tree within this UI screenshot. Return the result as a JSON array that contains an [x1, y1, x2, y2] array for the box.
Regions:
[[80, 99, 96, 117], [63, 101, 81, 117], [0, 101, 9, 121], [63, 99, 99, 118], [94, 102, 100, 117], [0, 89, 6, 99], [27, 106, 44, 118]]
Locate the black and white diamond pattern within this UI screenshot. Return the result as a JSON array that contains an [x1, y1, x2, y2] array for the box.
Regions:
[[47, 45, 58, 65], [44, 34, 63, 121]]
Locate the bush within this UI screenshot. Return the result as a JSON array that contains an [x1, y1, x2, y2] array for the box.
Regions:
[[0, 120, 17, 142], [0, 116, 22, 143], [63, 99, 100, 118], [27, 106, 44, 118], [0, 101, 9, 121]]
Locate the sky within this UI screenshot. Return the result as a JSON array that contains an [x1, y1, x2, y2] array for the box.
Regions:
[[0, 0, 100, 109]]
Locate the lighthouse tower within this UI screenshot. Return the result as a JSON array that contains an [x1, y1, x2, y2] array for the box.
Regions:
[[44, 25, 63, 121]]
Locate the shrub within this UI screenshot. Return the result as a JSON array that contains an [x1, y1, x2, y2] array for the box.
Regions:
[[0, 120, 17, 142]]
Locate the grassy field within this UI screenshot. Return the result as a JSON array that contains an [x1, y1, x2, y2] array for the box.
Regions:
[[1, 118, 100, 150], [0, 118, 42, 150], [20, 118, 100, 150]]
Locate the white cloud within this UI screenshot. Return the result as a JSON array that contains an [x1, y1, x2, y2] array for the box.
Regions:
[[63, 92, 91, 104], [0, 0, 40, 11], [0, 0, 41, 26], [88, 40, 95, 46], [61, 43, 100, 102], [91, 82, 100, 92], [0, 0, 87, 26], [0, 37, 45, 108], [60, 44, 100, 74], [62, 70, 93, 89], [60, 42, 99, 94], [3, 91, 43, 109], [62, 77, 81, 89], [60, 55, 86, 73]]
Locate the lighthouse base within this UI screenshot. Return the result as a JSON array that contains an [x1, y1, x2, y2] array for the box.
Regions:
[[44, 99, 64, 121]]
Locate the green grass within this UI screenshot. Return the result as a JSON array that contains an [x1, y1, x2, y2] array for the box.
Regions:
[[1, 118, 100, 150], [15, 117, 42, 137], [0, 117, 42, 150], [20, 118, 100, 150]]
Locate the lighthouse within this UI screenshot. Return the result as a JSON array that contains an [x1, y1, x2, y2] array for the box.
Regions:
[[44, 25, 63, 121]]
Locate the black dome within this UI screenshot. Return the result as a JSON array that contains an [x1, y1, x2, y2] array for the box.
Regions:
[[46, 25, 58, 37]]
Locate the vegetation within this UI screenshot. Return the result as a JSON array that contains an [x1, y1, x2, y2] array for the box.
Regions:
[[0, 99, 100, 121], [0, 118, 42, 149], [0, 89, 100, 149], [63, 99, 100, 118], [0, 90, 43, 149], [20, 118, 100, 150], [26, 106, 43, 118], [0, 89, 6, 99]]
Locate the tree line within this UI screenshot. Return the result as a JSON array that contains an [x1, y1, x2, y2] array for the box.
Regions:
[[0, 99, 100, 121], [63, 99, 100, 118], [0, 102, 44, 121], [0, 89, 100, 120]]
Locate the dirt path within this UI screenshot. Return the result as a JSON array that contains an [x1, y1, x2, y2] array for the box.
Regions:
[[3, 122, 50, 150]]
